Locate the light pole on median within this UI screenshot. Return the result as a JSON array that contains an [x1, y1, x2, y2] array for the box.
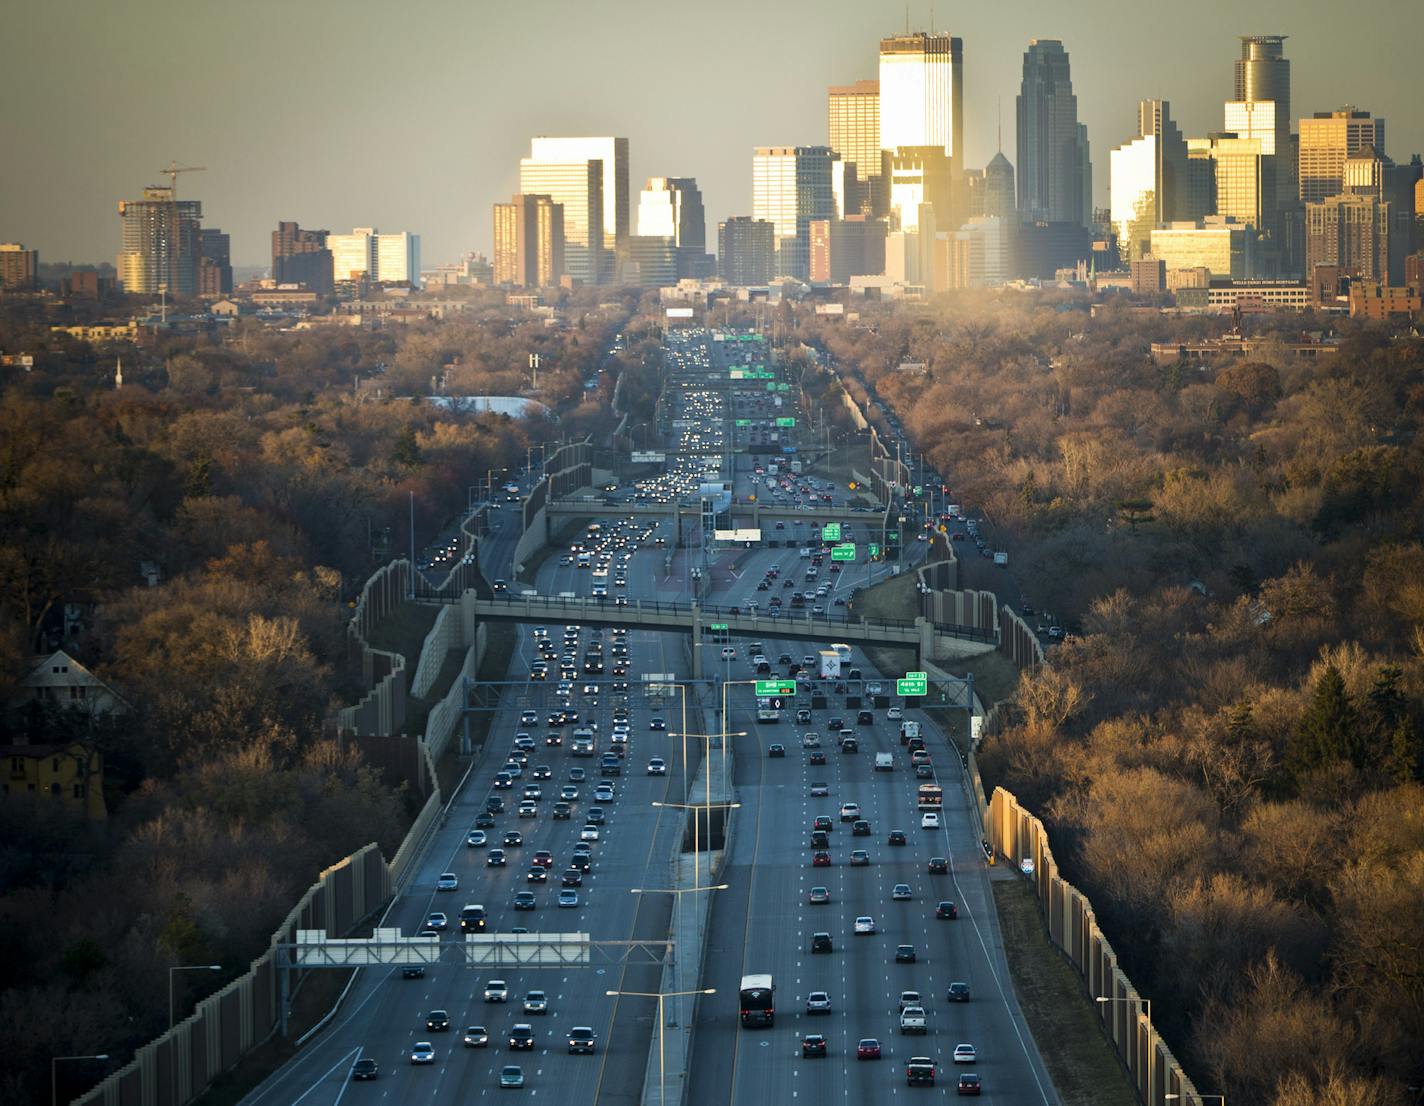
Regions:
[[1098, 995, 1155, 1106], [630, 884, 728, 1026], [51, 1053, 106, 1104], [170, 964, 222, 1030], [606, 988, 715, 1106]]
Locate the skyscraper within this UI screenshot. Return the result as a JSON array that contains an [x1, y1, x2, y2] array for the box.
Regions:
[[1188, 134, 1274, 231], [879, 32, 963, 162], [718, 217, 775, 285], [1109, 101, 1188, 263], [519, 156, 604, 285], [493, 194, 565, 287], [328, 228, 377, 284], [1299, 108, 1386, 204], [752, 146, 834, 279], [828, 80, 883, 214], [982, 153, 1016, 220], [375, 232, 421, 286], [637, 177, 711, 277], [1016, 39, 1087, 226], [272, 221, 333, 294], [0, 243, 38, 290], [117, 186, 202, 295], [888, 146, 956, 233], [528, 136, 628, 264], [1226, 35, 1296, 271], [198, 228, 232, 296]]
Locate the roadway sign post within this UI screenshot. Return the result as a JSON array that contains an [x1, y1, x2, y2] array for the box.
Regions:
[[896, 671, 928, 697], [831, 543, 856, 562]]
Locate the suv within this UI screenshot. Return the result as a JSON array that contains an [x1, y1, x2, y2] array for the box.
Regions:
[[811, 931, 833, 953], [568, 1026, 597, 1054], [508, 1024, 535, 1050]]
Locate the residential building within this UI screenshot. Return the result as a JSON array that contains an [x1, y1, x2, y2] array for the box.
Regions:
[[528, 136, 628, 262], [60, 270, 114, 299], [1349, 280, 1420, 320], [493, 194, 565, 288], [198, 228, 232, 296], [0, 740, 106, 819], [11, 650, 128, 718], [752, 146, 834, 279], [519, 155, 604, 284], [718, 217, 775, 285], [1307, 192, 1392, 282], [116, 186, 202, 295], [1016, 39, 1088, 226], [1299, 108, 1385, 204], [375, 231, 420, 286], [272, 221, 333, 294], [808, 215, 887, 284], [1151, 217, 1256, 280], [828, 79, 883, 214], [1130, 256, 1165, 294], [637, 177, 712, 278], [328, 228, 377, 284], [1109, 100, 1188, 263], [0, 243, 38, 290]]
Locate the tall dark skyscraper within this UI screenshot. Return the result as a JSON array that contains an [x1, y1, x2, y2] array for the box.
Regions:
[[1016, 39, 1089, 226], [272, 221, 333, 294]]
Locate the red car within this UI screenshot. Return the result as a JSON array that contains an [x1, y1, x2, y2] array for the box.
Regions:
[[936, 901, 959, 920], [857, 1038, 882, 1060], [812, 851, 832, 867]]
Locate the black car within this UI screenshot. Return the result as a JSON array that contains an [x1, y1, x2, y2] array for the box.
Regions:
[[947, 982, 971, 1002], [486, 796, 505, 813], [895, 945, 917, 963], [768, 744, 786, 757], [562, 869, 583, 886], [802, 1034, 828, 1058], [928, 856, 949, 873], [888, 830, 907, 846], [474, 811, 496, 828], [401, 966, 425, 979], [811, 932, 833, 953], [508, 1024, 536, 1050], [857, 710, 875, 726], [426, 1010, 450, 1031], [503, 831, 523, 847], [352, 1057, 379, 1080], [568, 854, 591, 872]]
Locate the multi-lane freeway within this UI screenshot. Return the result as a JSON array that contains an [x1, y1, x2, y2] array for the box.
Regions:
[[247, 326, 1056, 1105]]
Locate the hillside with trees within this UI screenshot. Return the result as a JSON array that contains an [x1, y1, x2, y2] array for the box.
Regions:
[[803, 295, 1424, 1105]]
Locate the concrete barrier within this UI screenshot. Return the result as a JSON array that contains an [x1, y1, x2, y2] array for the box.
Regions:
[[337, 560, 409, 737]]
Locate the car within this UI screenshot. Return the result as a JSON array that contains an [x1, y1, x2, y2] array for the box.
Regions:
[[352, 1057, 379, 1080], [513, 891, 536, 910], [896, 944, 917, 963], [954, 1044, 977, 1064], [921, 812, 941, 830], [545, 732, 562, 746], [425, 911, 448, 931], [494, 773, 512, 791], [720, 646, 737, 660], [474, 811, 496, 829], [810, 829, 829, 849], [486, 848, 506, 866], [499, 1065, 525, 1089], [857, 710, 874, 726], [508, 1024, 535, 1050], [947, 982, 971, 1002], [802, 1034, 828, 1057], [466, 830, 486, 848], [808, 782, 830, 799], [581, 824, 600, 841], [569, 766, 586, 781], [562, 868, 583, 886], [523, 990, 549, 1014], [808, 750, 827, 765], [401, 966, 426, 979], [532, 849, 553, 868], [850, 850, 870, 866], [812, 850, 832, 867], [588, 806, 607, 823], [593, 785, 614, 803], [647, 757, 667, 775], [768, 744, 785, 757], [852, 819, 871, 836], [568, 1026, 598, 1054], [813, 814, 833, 832], [888, 830, 908, 846], [560, 785, 580, 801], [410, 1041, 436, 1064], [504, 830, 523, 847], [649, 717, 667, 731], [857, 1038, 882, 1060], [854, 915, 877, 935], [532, 764, 552, 780], [899, 990, 923, 1011], [526, 867, 547, 883], [520, 710, 538, 725], [806, 990, 832, 1015], [436, 872, 459, 891], [558, 889, 580, 908], [916, 763, 935, 779], [518, 801, 537, 818], [887, 706, 903, 721], [928, 856, 949, 873], [937, 901, 959, 920], [957, 1073, 982, 1095], [892, 883, 913, 901], [811, 932, 834, 953], [463, 1026, 489, 1047]]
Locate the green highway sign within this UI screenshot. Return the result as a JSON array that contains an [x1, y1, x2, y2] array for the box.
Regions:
[[755, 680, 796, 697], [897, 671, 928, 697], [887, 531, 899, 540], [776, 383, 791, 392], [914, 485, 922, 495], [710, 623, 728, 631], [831, 543, 856, 561], [869, 543, 880, 557], [821, 523, 841, 542], [775, 417, 796, 427], [735, 418, 750, 427]]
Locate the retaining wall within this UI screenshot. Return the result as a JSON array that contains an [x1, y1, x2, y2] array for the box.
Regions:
[[988, 789, 1204, 1106], [411, 603, 462, 699], [337, 560, 410, 737]]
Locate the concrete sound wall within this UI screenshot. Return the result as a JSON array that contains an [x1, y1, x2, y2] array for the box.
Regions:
[[337, 560, 409, 737], [988, 789, 1205, 1106], [998, 607, 1045, 670]]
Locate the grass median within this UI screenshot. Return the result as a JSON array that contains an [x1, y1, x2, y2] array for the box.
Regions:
[[991, 879, 1138, 1106]]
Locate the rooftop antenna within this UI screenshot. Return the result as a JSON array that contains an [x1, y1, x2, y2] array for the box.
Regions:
[[997, 99, 1002, 153]]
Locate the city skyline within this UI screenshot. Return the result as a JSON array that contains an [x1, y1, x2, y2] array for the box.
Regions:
[[2, 0, 1421, 267]]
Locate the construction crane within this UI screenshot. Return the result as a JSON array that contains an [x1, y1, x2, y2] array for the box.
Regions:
[[157, 160, 206, 198]]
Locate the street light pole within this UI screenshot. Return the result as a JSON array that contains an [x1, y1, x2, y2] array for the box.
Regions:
[[1098, 996, 1154, 1105], [52, 1054, 108, 1106], [605, 988, 714, 1106], [630, 884, 728, 1026], [170, 964, 223, 1030]]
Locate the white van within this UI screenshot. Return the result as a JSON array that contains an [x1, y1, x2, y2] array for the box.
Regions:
[[874, 752, 894, 772]]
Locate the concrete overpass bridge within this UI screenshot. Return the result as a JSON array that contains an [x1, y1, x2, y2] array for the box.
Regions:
[[545, 497, 889, 530], [460, 592, 994, 674]]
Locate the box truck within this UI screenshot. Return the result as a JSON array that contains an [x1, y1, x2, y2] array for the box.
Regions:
[[817, 650, 841, 679]]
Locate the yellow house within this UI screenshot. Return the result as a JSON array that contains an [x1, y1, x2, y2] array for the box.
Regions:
[[1, 741, 106, 819]]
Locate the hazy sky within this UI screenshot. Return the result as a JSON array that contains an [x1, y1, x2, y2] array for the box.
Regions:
[[3, 0, 1421, 267]]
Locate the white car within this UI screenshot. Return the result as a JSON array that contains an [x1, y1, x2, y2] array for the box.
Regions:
[[839, 802, 861, 822], [410, 1041, 435, 1064], [436, 872, 459, 891], [646, 758, 667, 776], [853, 915, 877, 935], [954, 1043, 977, 1064], [720, 646, 737, 660], [580, 824, 600, 841], [484, 979, 509, 1002], [887, 706, 903, 721], [921, 812, 941, 830]]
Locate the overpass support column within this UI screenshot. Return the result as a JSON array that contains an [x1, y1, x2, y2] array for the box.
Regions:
[[691, 603, 704, 679], [916, 616, 933, 669]]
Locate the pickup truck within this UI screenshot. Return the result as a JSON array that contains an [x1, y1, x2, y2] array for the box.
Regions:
[[899, 1006, 927, 1034], [906, 1057, 936, 1086]]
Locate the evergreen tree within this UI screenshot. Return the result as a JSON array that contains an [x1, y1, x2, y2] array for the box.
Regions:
[[1288, 665, 1357, 780], [1381, 721, 1421, 785], [391, 425, 423, 469]]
